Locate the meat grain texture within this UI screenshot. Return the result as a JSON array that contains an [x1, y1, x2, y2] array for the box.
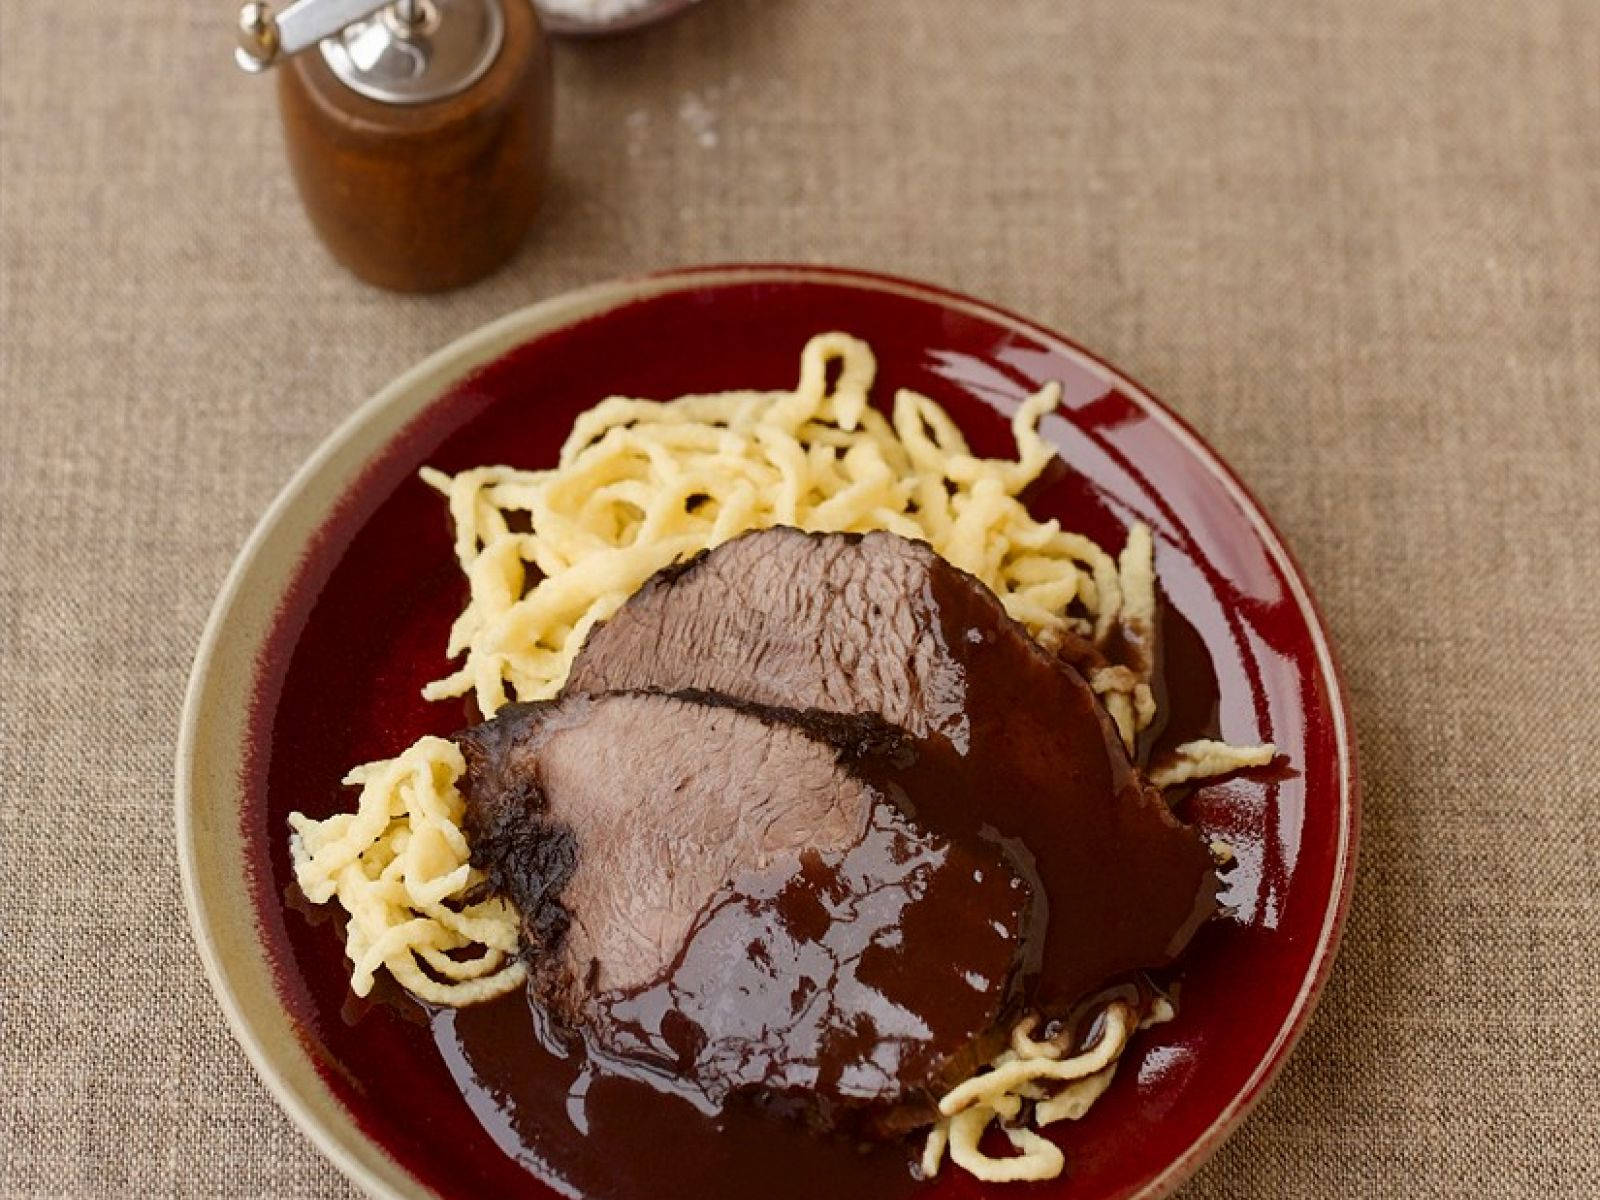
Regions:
[[569, 530, 1218, 1010], [459, 690, 1035, 1129]]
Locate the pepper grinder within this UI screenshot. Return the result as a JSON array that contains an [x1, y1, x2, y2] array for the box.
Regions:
[[235, 0, 552, 292]]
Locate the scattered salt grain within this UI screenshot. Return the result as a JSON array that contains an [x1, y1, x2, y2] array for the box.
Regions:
[[678, 92, 718, 149], [625, 108, 650, 158]]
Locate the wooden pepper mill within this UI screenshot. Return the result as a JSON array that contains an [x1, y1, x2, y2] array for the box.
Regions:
[[235, 0, 552, 291]]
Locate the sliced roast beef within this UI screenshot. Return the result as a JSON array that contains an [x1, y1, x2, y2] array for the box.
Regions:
[[565, 527, 1218, 1014], [457, 690, 1037, 1131]]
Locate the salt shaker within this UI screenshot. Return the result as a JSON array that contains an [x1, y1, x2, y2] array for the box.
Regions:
[[235, 0, 552, 291]]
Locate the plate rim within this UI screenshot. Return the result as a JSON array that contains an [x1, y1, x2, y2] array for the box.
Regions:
[[176, 263, 1359, 1200]]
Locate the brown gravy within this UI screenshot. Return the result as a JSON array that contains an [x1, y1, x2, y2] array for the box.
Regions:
[[422, 597, 1220, 1198], [584, 795, 1034, 1130]]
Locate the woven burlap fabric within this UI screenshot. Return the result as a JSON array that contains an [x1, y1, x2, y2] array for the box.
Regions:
[[3, 0, 1596, 1195]]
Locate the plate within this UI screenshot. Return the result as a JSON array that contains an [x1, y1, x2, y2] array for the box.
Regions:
[[177, 265, 1358, 1200], [536, 0, 702, 38]]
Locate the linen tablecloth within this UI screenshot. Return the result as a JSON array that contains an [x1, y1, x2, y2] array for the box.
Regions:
[[2, 1, 1596, 1194]]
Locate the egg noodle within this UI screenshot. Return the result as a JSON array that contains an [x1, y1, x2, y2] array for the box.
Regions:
[[286, 332, 1273, 1183]]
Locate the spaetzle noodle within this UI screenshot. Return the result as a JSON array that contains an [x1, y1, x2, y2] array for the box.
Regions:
[[287, 737, 525, 1006]]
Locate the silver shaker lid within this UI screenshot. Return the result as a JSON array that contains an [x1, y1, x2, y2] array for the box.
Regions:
[[235, 0, 503, 105]]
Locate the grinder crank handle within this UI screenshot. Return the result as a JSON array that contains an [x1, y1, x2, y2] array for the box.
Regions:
[[235, 0, 417, 72]]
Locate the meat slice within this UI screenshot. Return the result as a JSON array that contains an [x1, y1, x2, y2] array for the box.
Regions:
[[458, 690, 1037, 1131], [566, 528, 1219, 1014]]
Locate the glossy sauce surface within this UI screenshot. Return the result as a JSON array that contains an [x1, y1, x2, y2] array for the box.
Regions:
[[896, 553, 1218, 1016], [247, 276, 1347, 1199], [584, 795, 1033, 1128]]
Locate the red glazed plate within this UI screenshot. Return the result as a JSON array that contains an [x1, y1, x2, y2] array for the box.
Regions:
[[177, 265, 1358, 1200]]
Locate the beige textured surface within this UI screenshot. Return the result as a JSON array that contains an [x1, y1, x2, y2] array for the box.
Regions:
[[2, 0, 1597, 1195]]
